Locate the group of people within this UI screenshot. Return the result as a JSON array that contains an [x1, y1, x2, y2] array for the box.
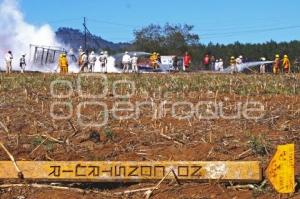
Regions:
[[4, 51, 26, 74], [272, 54, 291, 74], [2, 48, 292, 75], [203, 53, 292, 74], [121, 51, 139, 73], [77, 48, 109, 73], [172, 52, 192, 71]]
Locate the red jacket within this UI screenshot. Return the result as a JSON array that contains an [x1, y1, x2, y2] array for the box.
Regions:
[[184, 55, 191, 66]]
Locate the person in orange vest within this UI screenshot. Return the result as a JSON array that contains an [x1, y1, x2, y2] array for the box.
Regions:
[[282, 55, 291, 73], [58, 53, 69, 74], [273, 54, 280, 74]]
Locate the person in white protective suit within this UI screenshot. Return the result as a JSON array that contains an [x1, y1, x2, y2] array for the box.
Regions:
[[122, 51, 131, 73], [260, 57, 266, 74], [19, 54, 26, 73], [131, 53, 139, 73], [99, 51, 107, 73], [219, 59, 224, 71], [215, 59, 219, 71], [88, 51, 97, 72], [234, 55, 243, 72], [5, 51, 13, 74], [236, 55, 243, 65], [104, 51, 109, 73]]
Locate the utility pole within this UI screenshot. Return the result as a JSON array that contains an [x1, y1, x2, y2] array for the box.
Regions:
[[83, 17, 87, 51]]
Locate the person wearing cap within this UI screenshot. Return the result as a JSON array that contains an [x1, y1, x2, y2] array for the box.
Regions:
[[260, 57, 266, 74], [131, 53, 139, 73], [19, 54, 26, 73], [58, 52, 69, 74], [5, 51, 13, 74], [273, 54, 280, 74], [122, 51, 131, 73], [282, 55, 291, 73]]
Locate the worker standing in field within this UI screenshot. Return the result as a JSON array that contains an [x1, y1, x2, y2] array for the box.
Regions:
[[273, 54, 280, 74], [219, 58, 224, 71], [203, 54, 210, 70], [183, 51, 192, 71], [122, 51, 131, 73], [215, 59, 219, 71], [210, 55, 216, 71], [88, 51, 97, 72], [99, 51, 106, 73], [282, 55, 291, 73], [79, 52, 88, 72], [5, 51, 13, 74], [172, 55, 179, 71], [150, 52, 159, 69], [230, 56, 237, 73], [58, 52, 69, 74], [260, 57, 266, 74], [131, 53, 139, 73], [19, 54, 26, 73]]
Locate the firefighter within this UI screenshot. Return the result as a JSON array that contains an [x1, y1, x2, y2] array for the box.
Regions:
[[273, 54, 280, 74], [150, 52, 158, 69], [122, 51, 131, 73], [99, 51, 107, 73], [282, 55, 291, 73], [230, 56, 237, 73], [219, 58, 224, 71], [88, 51, 97, 72], [19, 54, 26, 73], [260, 57, 266, 74], [79, 52, 88, 72], [58, 53, 69, 74], [5, 51, 13, 74], [131, 53, 139, 73]]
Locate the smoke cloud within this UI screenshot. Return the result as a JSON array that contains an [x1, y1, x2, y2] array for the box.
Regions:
[[0, 0, 62, 71]]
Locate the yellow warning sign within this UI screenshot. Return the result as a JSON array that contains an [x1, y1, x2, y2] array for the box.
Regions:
[[266, 144, 295, 194], [0, 161, 261, 182]]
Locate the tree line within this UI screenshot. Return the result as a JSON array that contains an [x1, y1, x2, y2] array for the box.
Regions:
[[129, 23, 300, 69]]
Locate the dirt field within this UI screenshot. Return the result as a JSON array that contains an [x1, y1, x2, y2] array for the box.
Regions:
[[0, 73, 299, 199]]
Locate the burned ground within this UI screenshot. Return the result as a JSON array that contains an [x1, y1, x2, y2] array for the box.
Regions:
[[0, 73, 299, 199]]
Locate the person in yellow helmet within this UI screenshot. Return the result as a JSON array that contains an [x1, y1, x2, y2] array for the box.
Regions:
[[273, 54, 280, 74], [282, 55, 291, 73], [150, 52, 159, 69], [230, 56, 237, 73], [58, 53, 69, 74]]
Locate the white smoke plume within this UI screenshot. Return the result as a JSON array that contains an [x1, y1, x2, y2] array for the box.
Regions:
[[0, 0, 63, 71]]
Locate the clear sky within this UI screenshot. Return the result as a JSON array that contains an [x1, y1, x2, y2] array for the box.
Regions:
[[19, 0, 300, 44]]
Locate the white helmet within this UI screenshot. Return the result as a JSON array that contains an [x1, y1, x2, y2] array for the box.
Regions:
[[220, 59, 223, 61], [239, 55, 243, 59], [134, 53, 137, 56], [91, 51, 95, 55], [104, 51, 108, 54], [216, 59, 219, 62], [100, 51, 104, 55], [261, 57, 266, 61], [125, 51, 128, 54]]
